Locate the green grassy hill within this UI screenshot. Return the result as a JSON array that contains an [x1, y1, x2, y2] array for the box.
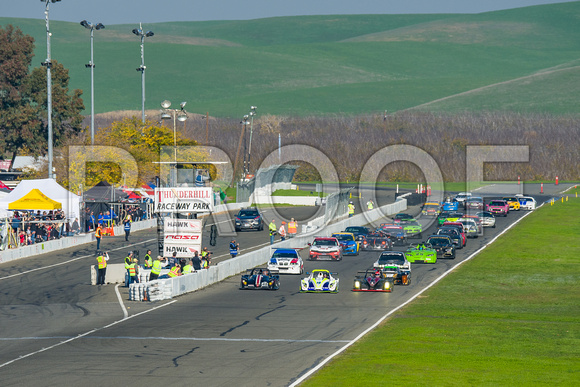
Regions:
[[1, 1, 579, 117]]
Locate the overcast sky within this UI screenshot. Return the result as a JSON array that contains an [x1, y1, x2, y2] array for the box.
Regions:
[[2, 1, 576, 25]]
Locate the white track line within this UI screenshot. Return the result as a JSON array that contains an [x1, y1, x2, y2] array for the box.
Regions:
[[0, 336, 349, 343], [289, 203, 543, 386], [0, 238, 156, 282], [0, 300, 177, 369], [114, 284, 129, 318]]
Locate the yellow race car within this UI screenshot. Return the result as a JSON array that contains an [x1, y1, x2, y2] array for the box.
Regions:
[[502, 197, 521, 211]]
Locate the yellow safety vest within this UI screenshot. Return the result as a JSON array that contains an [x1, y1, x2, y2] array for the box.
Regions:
[[124, 256, 132, 269], [151, 260, 162, 275], [96, 255, 107, 269], [182, 265, 193, 274], [201, 251, 208, 258], [168, 266, 180, 277], [269, 222, 276, 236], [128, 263, 136, 276], [144, 254, 152, 268], [348, 204, 355, 214], [95, 228, 102, 238]]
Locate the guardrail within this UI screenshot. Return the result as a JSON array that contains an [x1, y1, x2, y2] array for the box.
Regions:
[[129, 198, 407, 301]]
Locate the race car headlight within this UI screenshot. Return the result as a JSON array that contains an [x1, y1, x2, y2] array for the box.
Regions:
[[384, 282, 391, 290], [354, 281, 360, 289], [269, 280, 274, 285], [242, 280, 247, 285]]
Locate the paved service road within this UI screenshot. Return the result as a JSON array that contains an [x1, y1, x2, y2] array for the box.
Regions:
[[0, 186, 569, 386]]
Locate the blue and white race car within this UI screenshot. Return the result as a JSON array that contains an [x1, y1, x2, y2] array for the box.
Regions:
[[331, 232, 360, 255], [268, 248, 304, 275], [300, 269, 339, 293]]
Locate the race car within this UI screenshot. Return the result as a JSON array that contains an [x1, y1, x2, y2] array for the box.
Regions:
[[401, 219, 422, 239], [465, 197, 484, 211], [352, 268, 394, 292], [454, 192, 472, 204], [373, 251, 411, 285], [393, 213, 414, 223], [377, 223, 407, 246], [331, 232, 360, 255], [437, 211, 464, 226], [502, 197, 521, 211], [267, 248, 304, 275], [308, 237, 342, 261], [361, 231, 393, 251], [344, 226, 370, 241], [476, 211, 496, 228], [442, 201, 459, 211], [240, 268, 280, 290], [422, 202, 441, 216], [437, 226, 465, 249], [425, 235, 456, 259], [405, 243, 437, 264], [487, 200, 509, 217], [517, 195, 537, 210], [300, 269, 339, 293], [458, 218, 479, 238]]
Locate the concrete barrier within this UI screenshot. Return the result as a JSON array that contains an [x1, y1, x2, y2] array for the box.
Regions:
[[129, 198, 407, 301]]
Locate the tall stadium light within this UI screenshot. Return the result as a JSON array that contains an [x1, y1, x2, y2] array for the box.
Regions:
[[160, 99, 188, 167], [133, 23, 154, 123], [247, 106, 257, 174], [80, 20, 105, 145], [41, 0, 61, 179]]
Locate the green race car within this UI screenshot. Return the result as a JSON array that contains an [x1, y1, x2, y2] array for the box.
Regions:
[[401, 220, 422, 239], [405, 243, 437, 264]]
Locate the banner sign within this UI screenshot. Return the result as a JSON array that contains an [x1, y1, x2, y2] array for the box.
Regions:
[[154, 187, 213, 213], [163, 218, 202, 234], [163, 243, 202, 257]]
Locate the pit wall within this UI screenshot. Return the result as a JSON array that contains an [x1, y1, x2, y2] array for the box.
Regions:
[[129, 198, 407, 301]]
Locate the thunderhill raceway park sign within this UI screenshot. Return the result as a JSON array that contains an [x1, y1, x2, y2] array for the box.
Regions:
[[163, 218, 203, 258], [154, 187, 214, 213]]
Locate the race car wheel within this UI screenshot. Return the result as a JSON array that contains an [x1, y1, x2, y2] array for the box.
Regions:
[[492, 224, 496, 228]]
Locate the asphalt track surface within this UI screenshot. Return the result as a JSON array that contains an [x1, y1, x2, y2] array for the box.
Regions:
[[0, 183, 570, 386]]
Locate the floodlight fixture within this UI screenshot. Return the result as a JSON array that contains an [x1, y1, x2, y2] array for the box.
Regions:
[[177, 111, 188, 122], [133, 23, 154, 122], [161, 100, 171, 109], [180, 101, 187, 109]]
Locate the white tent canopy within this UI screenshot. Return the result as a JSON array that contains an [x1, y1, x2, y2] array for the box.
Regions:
[[0, 179, 81, 220]]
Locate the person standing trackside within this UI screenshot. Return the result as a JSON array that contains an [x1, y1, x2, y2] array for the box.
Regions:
[[348, 202, 355, 217], [124, 251, 134, 287], [149, 256, 162, 281], [96, 251, 109, 285], [279, 221, 287, 241], [123, 214, 132, 241], [128, 258, 139, 284], [95, 223, 103, 251], [168, 262, 181, 277], [144, 249, 153, 269], [269, 219, 277, 245], [182, 260, 193, 274], [192, 251, 202, 271], [230, 240, 239, 258], [288, 218, 297, 238], [366, 199, 374, 211]]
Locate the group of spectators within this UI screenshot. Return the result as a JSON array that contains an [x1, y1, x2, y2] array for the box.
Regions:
[[84, 205, 147, 232], [6, 210, 80, 247]]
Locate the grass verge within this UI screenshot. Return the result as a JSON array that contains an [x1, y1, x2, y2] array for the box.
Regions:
[[303, 196, 580, 386]]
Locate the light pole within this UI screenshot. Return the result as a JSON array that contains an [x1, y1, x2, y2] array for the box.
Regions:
[[161, 100, 187, 186], [41, 0, 61, 179], [132, 24, 154, 123], [233, 115, 250, 184], [247, 106, 257, 174], [80, 20, 105, 145]]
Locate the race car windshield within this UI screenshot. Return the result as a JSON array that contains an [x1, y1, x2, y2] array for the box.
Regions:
[[333, 235, 353, 241], [313, 240, 338, 246], [239, 210, 259, 216], [272, 252, 298, 259], [427, 237, 448, 246], [378, 254, 404, 264], [345, 227, 365, 233], [489, 201, 505, 206]]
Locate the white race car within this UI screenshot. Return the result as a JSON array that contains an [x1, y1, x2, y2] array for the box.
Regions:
[[517, 195, 537, 210], [267, 248, 304, 275], [300, 269, 339, 293], [476, 211, 496, 228]]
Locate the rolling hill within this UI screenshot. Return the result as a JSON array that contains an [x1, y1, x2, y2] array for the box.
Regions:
[[1, 1, 579, 117]]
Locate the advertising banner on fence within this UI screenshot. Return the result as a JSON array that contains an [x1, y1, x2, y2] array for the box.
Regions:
[[162, 217, 203, 258], [163, 218, 202, 234], [154, 187, 213, 213]]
